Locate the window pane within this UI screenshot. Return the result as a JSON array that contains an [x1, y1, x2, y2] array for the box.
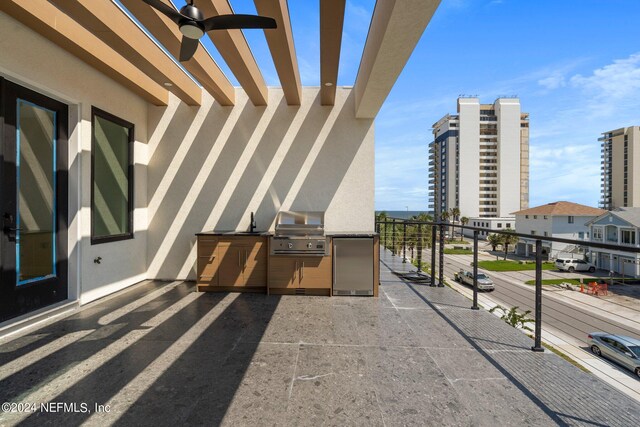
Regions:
[[92, 112, 132, 240], [18, 101, 56, 283]]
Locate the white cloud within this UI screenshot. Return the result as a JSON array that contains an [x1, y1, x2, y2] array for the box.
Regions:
[[538, 75, 566, 90], [568, 53, 640, 119]]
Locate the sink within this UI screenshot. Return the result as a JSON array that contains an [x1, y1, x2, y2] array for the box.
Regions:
[[227, 231, 262, 235]]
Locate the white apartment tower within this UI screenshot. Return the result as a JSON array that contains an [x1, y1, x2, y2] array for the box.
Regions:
[[428, 97, 529, 218], [600, 126, 640, 210]]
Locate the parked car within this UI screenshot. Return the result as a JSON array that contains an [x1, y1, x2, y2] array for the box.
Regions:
[[454, 269, 495, 291], [588, 332, 640, 378], [555, 258, 596, 273]]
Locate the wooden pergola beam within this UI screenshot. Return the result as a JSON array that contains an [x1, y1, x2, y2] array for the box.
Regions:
[[199, 0, 268, 106], [120, 0, 235, 106], [0, 0, 167, 105], [254, 0, 301, 105], [354, 0, 441, 118], [320, 0, 346, 106], [49, 0, 201, 106]]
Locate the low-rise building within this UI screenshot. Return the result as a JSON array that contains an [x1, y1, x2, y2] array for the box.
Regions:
[[463, 217, 514, 239], [587, 207, 640, 277], [512, 202, 605, 259]]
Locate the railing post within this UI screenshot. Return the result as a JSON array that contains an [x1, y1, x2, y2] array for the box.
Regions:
[[532, 239, 544, 352], [438, 223, 445, 287], [416, 223, 423, 272], [392, 219, 396, 256], [472, 230, 479, 310], [430, 225, 436, 287], [402, 222, 407, 263]]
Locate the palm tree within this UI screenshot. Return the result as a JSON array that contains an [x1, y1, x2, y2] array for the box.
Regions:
[[487, 233, 502, 260], [450, 207, 460, 239], [410, 213, 432, 272], [376, 211, 389, 247], [460, 216, 469, 238], [439, 210, 450, 242], [500, 230, 518, 261]]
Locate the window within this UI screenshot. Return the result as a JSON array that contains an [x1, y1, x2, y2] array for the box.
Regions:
[[543, 216, 548, 220], [531, 230, 536, 235], [506, 223, 511, 228], [593, 227, 602, 240], [533, 215, 537, 219], [525, 215, 529, 219], [91, 108, 134, 244], [543, 231, 548, 237], [578, 232, 584, 240], [621, 229, 636, 245], [568, 216, 574, 224], [497, 223, 502, 228]]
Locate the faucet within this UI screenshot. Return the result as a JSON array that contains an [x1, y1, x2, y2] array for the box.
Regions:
[[250, 212, 256, 233]]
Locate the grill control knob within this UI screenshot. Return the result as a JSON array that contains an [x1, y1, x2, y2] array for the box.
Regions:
[[288, 243, 293, 249], [307, 242, 313, 249]]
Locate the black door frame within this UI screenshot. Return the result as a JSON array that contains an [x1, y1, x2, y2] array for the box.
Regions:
[[0, 77, 69, 322]]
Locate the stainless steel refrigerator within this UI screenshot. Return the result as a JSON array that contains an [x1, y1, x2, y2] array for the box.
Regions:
[[332, 238, 374, 296]]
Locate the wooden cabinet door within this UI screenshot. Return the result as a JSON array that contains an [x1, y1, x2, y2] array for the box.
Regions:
[[243, 240, 267, 286], [197, 237, 219, 286], [268, 256, 298, 289], [218, 242, 245, 287], [298, 256, 332, 289]]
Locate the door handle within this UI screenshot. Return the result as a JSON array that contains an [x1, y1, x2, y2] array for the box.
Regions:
[[245, 250, 248, 270], [238, 250, 241, 267], [295, 260, 298, 280], [301, 262, 304, 279]]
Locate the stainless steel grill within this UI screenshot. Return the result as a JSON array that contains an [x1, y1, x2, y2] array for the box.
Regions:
[[270, 211, 328, 256]]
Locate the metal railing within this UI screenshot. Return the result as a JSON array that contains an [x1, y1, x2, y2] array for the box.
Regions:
[[375, 217, 640, 352]]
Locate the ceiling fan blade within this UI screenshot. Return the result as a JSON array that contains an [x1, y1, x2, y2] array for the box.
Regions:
[[142, 0, 184, 25], [179, 36, 199, 62], [201, 14, 277, 32]]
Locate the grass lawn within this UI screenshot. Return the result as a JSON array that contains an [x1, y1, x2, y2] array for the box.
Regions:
[[444, 248, 473, 255], [445, 239, 469, 244], [524, 278, 622, 286], [477, 260, 555, 271]]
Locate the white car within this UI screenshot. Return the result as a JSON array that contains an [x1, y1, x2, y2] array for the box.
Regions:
[[555, 258, 596, 273]]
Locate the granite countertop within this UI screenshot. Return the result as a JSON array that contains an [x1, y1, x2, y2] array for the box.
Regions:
[[195, 230, 273, 237], [196, 231, 378, 237], [325, 232, 378, 237]]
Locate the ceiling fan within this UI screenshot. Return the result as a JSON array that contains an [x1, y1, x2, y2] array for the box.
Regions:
[[142, 0, 277, 61]]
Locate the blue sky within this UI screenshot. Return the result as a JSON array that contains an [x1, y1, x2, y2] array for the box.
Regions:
[[189, 0, 640, 211]]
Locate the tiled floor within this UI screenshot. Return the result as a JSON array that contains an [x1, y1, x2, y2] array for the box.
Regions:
[[1, 251, 639, 426]]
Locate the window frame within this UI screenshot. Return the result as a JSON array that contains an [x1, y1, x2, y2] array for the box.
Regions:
[[621, 228, 636, 245], [90, 107, 135, 245]]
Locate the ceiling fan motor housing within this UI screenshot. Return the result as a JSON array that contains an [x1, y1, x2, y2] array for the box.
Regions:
[[179, 4, 205, 39], [179, 4, 204, 21]]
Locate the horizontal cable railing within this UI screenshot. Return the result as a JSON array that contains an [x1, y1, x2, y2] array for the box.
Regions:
[[375, 217, 640, 353]]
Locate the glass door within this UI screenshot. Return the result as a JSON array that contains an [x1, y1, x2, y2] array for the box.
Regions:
[[1, 78, 68, 322]]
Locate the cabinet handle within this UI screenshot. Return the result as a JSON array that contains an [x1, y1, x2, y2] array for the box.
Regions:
[[245, 250, 248, 270], [199, 275, 215, 279], [301, 262, 304, 279], [238, 250, 241, 267], [295, 260, 298, 279]]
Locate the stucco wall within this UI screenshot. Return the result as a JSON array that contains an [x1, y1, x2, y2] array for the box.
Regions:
[[146, 88, 374, 280], [0, 11, 149, 304]]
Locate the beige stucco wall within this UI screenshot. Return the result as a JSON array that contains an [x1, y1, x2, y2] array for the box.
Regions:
[[0, 11, 149, 304], [146, 87, 374, 280], [0, 11, 375, 297]]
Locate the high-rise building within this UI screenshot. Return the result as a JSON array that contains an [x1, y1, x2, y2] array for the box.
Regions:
[[428, 97, 529, 218], [599, 126, 640, 210]]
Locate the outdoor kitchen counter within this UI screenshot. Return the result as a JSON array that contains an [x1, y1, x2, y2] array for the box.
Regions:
[[195, 233, 269, 292]]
